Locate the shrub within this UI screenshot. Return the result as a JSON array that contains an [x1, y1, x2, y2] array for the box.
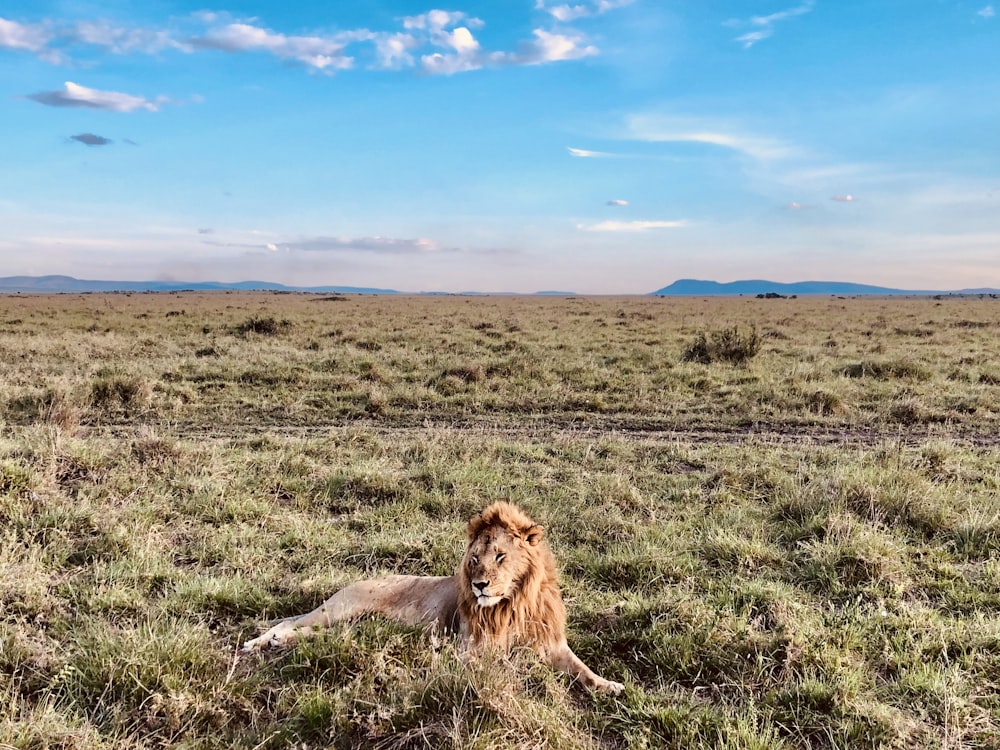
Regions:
[[682, 326, 761, 365], [231, 316, 292, 336]]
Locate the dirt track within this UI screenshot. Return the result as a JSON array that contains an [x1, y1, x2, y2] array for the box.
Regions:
[[66, 415, 1000, 448]]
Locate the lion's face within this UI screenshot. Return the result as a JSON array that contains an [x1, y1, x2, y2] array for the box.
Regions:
[[462, 521, 543, 608]]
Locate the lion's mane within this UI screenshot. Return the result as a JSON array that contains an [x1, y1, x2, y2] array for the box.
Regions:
[[456, 501, 567, 652]]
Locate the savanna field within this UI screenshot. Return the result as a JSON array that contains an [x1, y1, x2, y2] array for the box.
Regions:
[[1, 291, 999, 749]]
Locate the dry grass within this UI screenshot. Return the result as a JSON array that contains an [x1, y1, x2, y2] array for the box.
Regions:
[[1, 291, 999, 748], [0, 292, 998, 435]]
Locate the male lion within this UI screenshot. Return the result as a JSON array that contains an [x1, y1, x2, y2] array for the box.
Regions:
[[242, 501, 625, 694]]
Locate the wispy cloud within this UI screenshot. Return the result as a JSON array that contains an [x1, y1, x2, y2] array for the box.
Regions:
[[27, 81, 164, 112], [190, 22, 359, 71], [607, 199, 629, 206], [2, 15, 183, 61], [274, 236, 448, 254], [403, 10, 484, 32], [70, 133, 112, 146], [831, 194, 856, 202], [0, 16, 51, 51], [568, 146, 616, 158], [728, 1, 814, 48], [977, 5, 995, 19], [626, 114, 796, 160], [579, 219, 686, 231], [70, 20, 184, 54], [535, 0, 635, 22], [202, 232, 517, 257]]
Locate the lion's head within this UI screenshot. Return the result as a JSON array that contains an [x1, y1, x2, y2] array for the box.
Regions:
[[456, 502, 566, 651]]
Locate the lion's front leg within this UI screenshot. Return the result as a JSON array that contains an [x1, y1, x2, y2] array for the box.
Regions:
[[544, 640, 625, 694]]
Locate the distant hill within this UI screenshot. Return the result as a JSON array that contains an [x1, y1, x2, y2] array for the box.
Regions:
[[651, 279, 1000, 296], [0, 275, 400, 295]]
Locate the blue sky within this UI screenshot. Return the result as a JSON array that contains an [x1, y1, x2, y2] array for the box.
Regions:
[[1, 1, 997, 293]]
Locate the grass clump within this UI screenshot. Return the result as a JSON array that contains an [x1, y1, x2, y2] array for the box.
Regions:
[[231, 315, 292, 336], [841, 359, 931, 381], [683, 326, 761, 365], [89, 370, 152, 414]]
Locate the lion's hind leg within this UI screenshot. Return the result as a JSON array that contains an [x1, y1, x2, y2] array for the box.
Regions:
[[241, 575, 456, 653]]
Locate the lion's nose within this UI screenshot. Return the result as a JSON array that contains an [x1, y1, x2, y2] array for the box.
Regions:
[[472, 580, 490, 594]]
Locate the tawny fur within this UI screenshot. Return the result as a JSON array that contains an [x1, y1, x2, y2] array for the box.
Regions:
[[242, 501, 624, 694], [457, 502, 564, 651]]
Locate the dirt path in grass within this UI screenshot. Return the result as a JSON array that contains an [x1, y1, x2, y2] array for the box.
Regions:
[[72, 415, 1000, 448]]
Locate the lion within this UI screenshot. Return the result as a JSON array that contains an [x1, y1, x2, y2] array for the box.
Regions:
[[242, 501, 625, 694]]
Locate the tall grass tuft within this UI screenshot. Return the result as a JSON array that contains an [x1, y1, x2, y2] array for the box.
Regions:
[[683, 326, 761, 365]]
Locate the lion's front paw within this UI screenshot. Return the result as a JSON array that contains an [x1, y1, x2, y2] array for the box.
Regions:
[[596, 678, 625, 695]]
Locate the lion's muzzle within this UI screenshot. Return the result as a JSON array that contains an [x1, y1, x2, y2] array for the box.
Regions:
[[472, 579, 501, 606]]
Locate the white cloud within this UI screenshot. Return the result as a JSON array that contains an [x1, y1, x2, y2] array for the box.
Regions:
[[579, 220, 686, 231], [373, 32, 418, 68], [626, 115, 796, 160], [547, 4, 590, 22], [568, 146, 615, 158], [403, 10, 484, 31], [27, 81, 163, 112], [3, 11, 601, 77], [735, 30, 772, 47], [419, 23, 484, 73], [977, 5, 995, 18], [751, 2, 815, 26], [831, 194, 856, 202], [421, 26, 596, 74], [607, 199, 629, 206], [260, 236, 449, 254], [536, 0, 634, 22], [192, 22, 357, 71], [0, 16, 50, 51], [729, 1, 814, 48], [70, 20, 184, 54], [516, 29, 598, 63]]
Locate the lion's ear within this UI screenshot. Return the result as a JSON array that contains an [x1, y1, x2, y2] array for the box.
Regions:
[[467, 514, 485, 540], [523, 525, 545, 546]]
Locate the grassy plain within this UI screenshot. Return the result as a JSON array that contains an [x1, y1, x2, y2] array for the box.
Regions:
[[1, 291, 999, 749]]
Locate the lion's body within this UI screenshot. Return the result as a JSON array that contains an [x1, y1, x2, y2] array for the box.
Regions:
[[242, 502, 624, 694]]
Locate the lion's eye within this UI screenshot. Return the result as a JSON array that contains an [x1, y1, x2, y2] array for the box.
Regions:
[[471, 555, 479, 564], [495, 553, 505, 563]]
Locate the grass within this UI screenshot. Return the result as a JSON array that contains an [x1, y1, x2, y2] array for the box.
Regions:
[[1, 292, 999, 435], [1, 291, 999, 748]]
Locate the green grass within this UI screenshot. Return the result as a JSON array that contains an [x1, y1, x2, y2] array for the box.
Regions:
[[1, 292, 999, 748]]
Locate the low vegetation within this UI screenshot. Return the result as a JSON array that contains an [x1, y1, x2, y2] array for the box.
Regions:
[[1, 291, 999, 748], [682, 325, 762, 365]]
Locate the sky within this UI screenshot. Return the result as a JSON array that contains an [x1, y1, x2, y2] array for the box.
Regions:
[[1, 1, 998, 294]]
